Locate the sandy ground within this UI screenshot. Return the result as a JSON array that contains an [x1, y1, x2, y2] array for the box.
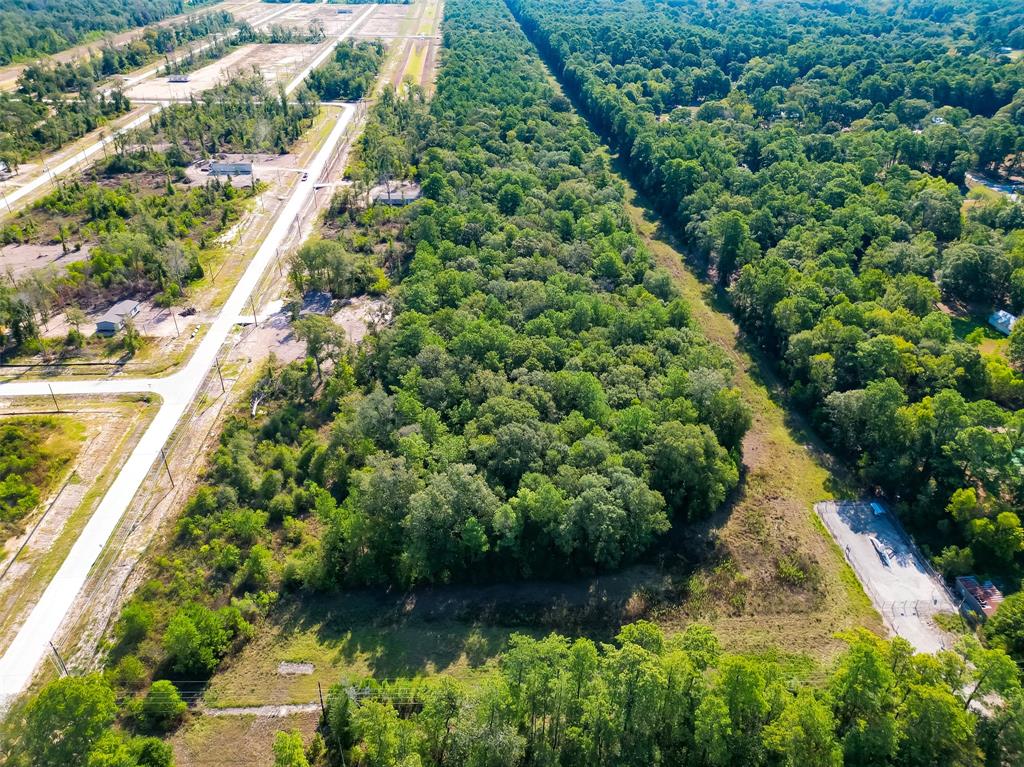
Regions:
[[124, 42, 313, 100], [333, 295, 390, 343], [1, 243, 92, 283], [816, 500, 957, 652]]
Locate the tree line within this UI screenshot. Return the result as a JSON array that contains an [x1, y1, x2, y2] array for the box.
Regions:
[[309, 40, 387, 102], [0, 0, 220, 65], [4, 620, 1024, 767], [506, 0, 1024, 581]]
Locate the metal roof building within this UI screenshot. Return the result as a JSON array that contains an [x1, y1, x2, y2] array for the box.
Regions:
[[989, 309, 1018, 336], [95, 299, 140, 335]]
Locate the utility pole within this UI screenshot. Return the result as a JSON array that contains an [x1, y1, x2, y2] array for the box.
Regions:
[[214, 357, 226, 393], [48, 384, 60, 412], [160, 447, 174, 488], [250, 295, 259, 328], [170, 308, 180, 337], [49, 641, 69, 676]]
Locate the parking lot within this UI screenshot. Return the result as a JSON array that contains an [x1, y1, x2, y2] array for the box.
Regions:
[[816, 500, 957, 652]]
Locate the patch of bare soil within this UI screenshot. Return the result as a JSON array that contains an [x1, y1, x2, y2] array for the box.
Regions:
[[1, 243, 92, 282], [332, 296, 390, 344]]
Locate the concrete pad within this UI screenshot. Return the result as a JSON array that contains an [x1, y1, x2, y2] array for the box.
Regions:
[[816, 500, 957, 653]]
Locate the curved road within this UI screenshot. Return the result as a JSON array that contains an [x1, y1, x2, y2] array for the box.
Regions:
[[0, 101, 356, 706]]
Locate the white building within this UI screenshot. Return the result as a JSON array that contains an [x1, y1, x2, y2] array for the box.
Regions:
[[989, 309, 1018, 336], [95, 299, 140, 335]]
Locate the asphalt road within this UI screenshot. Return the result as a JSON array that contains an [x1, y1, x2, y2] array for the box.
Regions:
[[0, 1, 370, 216], [0, 101, 356, 706]]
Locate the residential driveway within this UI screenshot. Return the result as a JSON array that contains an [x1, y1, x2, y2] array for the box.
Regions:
[[816, 500, 957, 653]]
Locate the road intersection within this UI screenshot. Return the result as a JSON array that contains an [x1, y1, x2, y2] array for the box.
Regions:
[[0, 98, 356, 707], [0, 3, 374, 216]]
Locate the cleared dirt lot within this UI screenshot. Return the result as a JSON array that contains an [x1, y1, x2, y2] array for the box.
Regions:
[[2, 243, 92, 283], [124, 42, 315, 100], [816, 500, 956, 653]]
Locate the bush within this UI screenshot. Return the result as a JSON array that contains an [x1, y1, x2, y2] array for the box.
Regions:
[[113, 655, 148, 691], [137, 680, 187, 733], [162, 603, 249, 677], [114, 602, 154, 653]]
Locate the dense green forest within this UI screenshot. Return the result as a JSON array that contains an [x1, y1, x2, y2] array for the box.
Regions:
[[0, 0, 219, 65], [505, 0, 1024, 580], [52, 0, 755, 722], [309, 39, 386, 101], [309, 622, 1024, 767]]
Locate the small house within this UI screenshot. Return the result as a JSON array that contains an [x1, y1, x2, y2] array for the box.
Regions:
[[95, 299, 140, 335], [956, 576, 1004, 621], [989, 309, 1018, 336], [370, 182, 421, 206], [209, 161, 253, 176]]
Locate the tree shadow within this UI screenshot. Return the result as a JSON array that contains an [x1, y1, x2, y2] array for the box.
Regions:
[[268, 561, 697, 680]]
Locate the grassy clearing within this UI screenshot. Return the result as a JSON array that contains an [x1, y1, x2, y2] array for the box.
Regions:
[[947, 309, 1009, 358], [403, 43, 427, 85], [205, 599, 512, 707], [0, 415, 85, 539], [172, 711, 319, 767]]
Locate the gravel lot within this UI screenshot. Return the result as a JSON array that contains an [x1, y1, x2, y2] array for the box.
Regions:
[[816, 500, 957, 652]]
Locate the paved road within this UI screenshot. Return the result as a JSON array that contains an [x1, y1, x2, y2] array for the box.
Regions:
[[0, 102, 356, 706], [0, 1, 365, 216]]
